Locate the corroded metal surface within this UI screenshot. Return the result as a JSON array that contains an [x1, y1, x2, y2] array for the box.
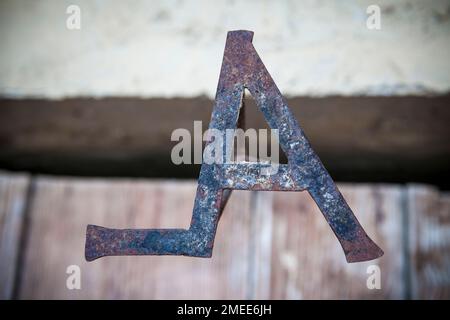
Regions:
[[85, 30, 383, 263]]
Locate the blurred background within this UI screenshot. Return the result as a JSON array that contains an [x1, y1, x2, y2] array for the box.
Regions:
[[0, 0, 449, 299]]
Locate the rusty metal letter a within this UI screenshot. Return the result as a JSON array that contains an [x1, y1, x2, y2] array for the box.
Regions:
[[85, 30, 383, 263]]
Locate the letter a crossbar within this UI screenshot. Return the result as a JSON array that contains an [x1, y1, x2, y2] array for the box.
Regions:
[[85, 30, 383, 263]]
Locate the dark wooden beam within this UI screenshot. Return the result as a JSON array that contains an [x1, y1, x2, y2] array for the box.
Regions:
[[0, 96, 449, 187]]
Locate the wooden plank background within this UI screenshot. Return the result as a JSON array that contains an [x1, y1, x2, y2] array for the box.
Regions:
[[271, 185, 405, 299], [408, 186, 450, 299], [0, 172, 30, 299], [0, 171, 449, 299]]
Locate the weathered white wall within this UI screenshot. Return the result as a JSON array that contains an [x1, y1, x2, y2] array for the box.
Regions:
[[0, 0, 449, 99]]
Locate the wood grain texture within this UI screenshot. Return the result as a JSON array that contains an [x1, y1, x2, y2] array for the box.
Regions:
[[2, 175, 448, 299], [0, 171, 30, 299], [247, 192, 273, 299], [17, 178, 272, 299], [408, 185, 450, 299], [270, 185, 405, 299]]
